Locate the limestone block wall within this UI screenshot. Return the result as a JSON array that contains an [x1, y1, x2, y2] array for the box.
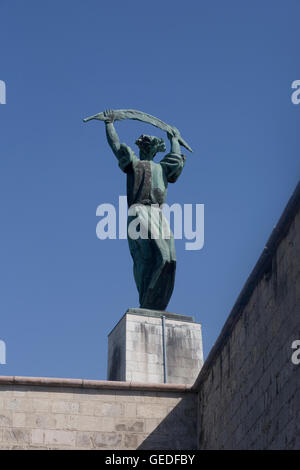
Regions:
[[0, 378, 196, 450], [194, 182, 300, 449]]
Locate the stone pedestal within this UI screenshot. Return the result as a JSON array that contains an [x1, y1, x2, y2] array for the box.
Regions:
[[107, 308, 203, 384]]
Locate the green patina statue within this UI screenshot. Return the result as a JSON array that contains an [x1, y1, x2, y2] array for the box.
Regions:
[[84, 109, 192, 311]]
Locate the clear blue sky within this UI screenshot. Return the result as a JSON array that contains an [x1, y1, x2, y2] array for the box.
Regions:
[[0, 0, 299, 380]]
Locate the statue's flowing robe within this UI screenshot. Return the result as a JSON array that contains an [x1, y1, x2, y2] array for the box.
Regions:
[[117, 143, 185, 310]]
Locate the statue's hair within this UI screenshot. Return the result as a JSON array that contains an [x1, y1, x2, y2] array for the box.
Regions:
[[135, 134, 165, 154], [135, 134, 152, 151]]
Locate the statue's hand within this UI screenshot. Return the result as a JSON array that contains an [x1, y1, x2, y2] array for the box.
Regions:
[[167, 126, 181, 140], [103, 109, 115, 124]]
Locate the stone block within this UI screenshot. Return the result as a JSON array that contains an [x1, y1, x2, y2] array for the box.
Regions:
[[44, 429, 76, 447], [107, 308, 203, 384], [12, 412, 26, 428], [3, 428, 31, 445], [52, 400, 80, 414], [93, 431, 122, 449]]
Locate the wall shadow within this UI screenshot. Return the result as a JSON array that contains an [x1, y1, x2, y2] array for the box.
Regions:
[[137, 394, 197, 450]]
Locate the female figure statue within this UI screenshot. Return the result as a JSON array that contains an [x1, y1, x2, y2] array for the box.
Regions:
[[103, 110, 186, 311]]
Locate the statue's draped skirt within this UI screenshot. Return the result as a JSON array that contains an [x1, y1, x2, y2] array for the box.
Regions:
[[117, 143, 185, 311], [127, 205, 176, 310]]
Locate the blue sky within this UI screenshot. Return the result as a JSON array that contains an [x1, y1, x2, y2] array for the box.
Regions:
[[0, 0, 299, 380]]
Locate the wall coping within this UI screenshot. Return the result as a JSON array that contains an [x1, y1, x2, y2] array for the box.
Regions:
[[192, 180, 300, 391], [0, 376, 193, 393]]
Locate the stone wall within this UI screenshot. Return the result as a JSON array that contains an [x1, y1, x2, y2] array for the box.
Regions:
[[0, 378, 196, 450], [194, 182, 300, 449]]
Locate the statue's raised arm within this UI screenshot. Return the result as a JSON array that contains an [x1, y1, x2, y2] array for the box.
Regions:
[[167, 127, 182, 155], [102, 109, 121, 158]]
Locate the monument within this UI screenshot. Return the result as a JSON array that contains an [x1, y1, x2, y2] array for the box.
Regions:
[[84, 109, 203, 383]]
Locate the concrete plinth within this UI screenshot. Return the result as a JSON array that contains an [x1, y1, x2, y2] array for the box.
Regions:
[[107, 308, 203, 384]]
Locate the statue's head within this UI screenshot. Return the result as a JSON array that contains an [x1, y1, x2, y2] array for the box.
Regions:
[[135, 134, 166, 160]]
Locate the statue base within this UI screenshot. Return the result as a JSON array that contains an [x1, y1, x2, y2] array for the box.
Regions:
[[107, 308, 203, 384]]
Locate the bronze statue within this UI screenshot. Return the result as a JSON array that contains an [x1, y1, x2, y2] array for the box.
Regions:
[[84, 109, 192, 310]]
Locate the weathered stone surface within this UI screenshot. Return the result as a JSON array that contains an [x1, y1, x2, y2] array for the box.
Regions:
[[107, 309, 203, 384], [194, 183, 300, 450], [0, 382, 196, 449]]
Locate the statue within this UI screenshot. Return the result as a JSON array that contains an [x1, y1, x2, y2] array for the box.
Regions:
[[84, 109, 192, 311]]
